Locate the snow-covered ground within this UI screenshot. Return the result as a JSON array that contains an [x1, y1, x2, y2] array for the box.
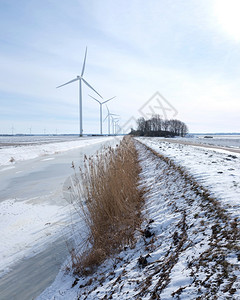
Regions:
[[0, 136, 120, 280], [0, 198, 77, 277], [176, 135, 240, 149], [0, 136, 115, 168], [38, 137, 240, 299], [138, 137, 240, 220], [0, 135, 79, 145]]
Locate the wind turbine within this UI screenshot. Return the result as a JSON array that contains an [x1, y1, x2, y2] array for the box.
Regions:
[[114, 119, 120, 135], [104, 106, 118, 135], [89, 95, 116, 135], [57, 47, 102, 137], [111, 117, 120, 135]]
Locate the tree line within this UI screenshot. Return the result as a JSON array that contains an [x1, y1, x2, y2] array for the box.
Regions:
[[131, 115, 188, 137]]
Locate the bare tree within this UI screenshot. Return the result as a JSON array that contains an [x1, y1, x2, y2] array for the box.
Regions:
[[136, 117, 146, 133], [162, 119, 169, 132], [135, 115, 188, 137]]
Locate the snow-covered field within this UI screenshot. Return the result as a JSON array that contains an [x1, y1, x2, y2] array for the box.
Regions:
[[176, 135, 240, 150], [0, 136, 114, 168], [0, 135, 78, 145], [38, 137, 240, 299], [139, 137, 240, 220], [0, 136, 119, 280]]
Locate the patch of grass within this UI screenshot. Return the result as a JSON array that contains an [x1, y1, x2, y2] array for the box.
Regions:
[[71, 136, 144, 275]]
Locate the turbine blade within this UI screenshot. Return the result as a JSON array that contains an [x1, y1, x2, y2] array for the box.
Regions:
[[81, 47, 87, 77], [56, 77, 78, 88], [102, 96, 116, 104], [103, 114, 109, 122], [82, 78, 102, 98], [106, 105, 110, 113], [89, 94, 101, 104]]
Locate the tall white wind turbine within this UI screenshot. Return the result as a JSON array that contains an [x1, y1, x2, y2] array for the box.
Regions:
[[104, 105, 119, 135], [89, 95, 116, 135], [57, 47, 102, 137]]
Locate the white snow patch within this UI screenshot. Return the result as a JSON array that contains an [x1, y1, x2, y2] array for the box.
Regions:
[[0, 137, 118, 168], [0, 197, 76, 278], [138, 137, 240, 219]]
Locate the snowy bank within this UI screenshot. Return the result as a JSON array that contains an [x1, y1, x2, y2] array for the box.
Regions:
[[138, 137, 240, 220], [0, 137, 117, 168]]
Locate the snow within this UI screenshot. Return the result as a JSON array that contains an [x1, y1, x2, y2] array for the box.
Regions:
[[0, 136, 115, 168], [177, 135, 240, 149], [38, 137, 240, 299], [138, 137, 240, 220], [0, 136, 119, 279], [0, 198, 76, 277]]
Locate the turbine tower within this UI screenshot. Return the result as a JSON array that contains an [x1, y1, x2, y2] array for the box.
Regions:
[[89, 95, 116, 135], [57, 47, 102, 137]]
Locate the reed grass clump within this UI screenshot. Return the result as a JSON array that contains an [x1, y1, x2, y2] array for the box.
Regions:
[[71, 136, 144, 275]]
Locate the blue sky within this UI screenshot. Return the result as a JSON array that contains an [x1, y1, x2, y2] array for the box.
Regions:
[[0, 0, 240, 134]]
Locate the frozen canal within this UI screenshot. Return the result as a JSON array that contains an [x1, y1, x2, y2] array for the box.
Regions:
[[0, 136, 120, 300]]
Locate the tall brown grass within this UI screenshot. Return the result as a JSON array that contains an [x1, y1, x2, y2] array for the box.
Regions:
[[71, 136, 144, 275]]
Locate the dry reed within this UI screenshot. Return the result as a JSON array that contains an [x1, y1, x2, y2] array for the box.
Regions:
[[71, 136, 144, 275]]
